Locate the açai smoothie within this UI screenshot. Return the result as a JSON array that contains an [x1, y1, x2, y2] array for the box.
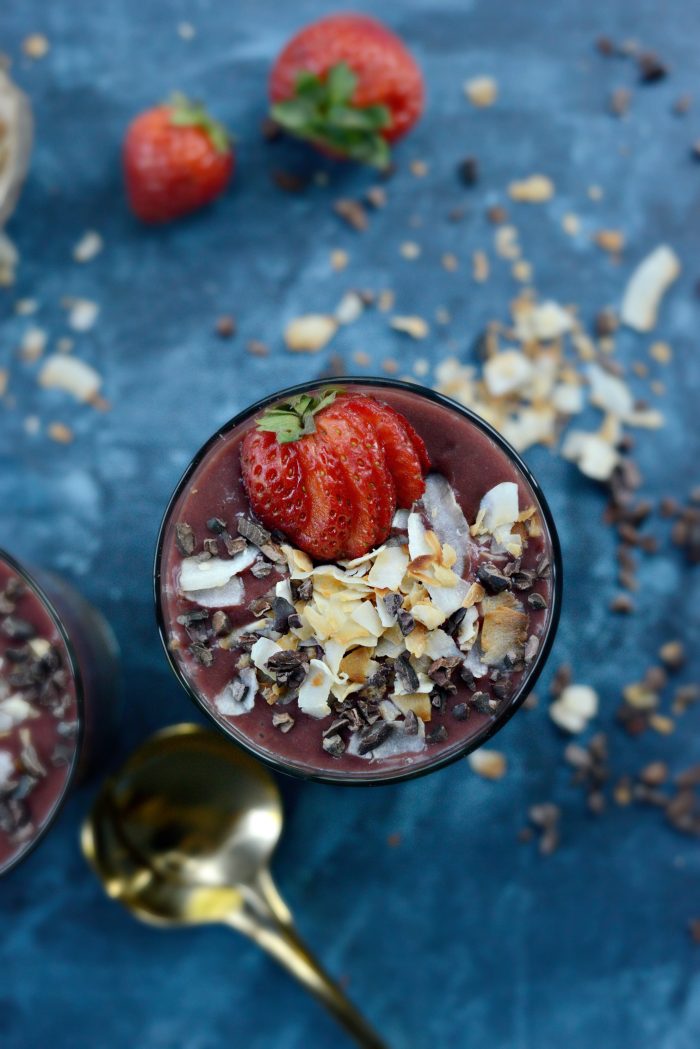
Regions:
[[0, 551, 121, 874], [157, 379, 560, 784]]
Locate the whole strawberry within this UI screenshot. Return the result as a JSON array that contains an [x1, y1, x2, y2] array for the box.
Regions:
[[124, 95, 234, 223], [241, 388, 430, 562], [269, 14, 424, 169]]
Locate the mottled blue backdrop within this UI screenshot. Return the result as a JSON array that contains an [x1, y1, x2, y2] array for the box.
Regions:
[[2, 1, 700, 1047]]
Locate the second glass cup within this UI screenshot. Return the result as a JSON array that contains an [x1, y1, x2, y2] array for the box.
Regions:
[[155, 378, 561, 785]]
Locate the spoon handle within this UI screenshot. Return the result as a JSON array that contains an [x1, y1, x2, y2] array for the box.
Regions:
[[225, 875, 390, 1049]]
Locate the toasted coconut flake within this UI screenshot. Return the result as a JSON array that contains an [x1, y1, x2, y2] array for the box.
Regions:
[[0, 695, 39, 731], [424, 628, 462, 660], [339, 647, 375, 683], [407, 513, 432, 560], [185, 576, 244, 609], [298, 659, 333, 718], [472, 250, 490, 283], [350, 600, 384, 637], [464, 582, 486, 607], [64, 298, 100, 331], [457, 606, 480, 650], [561, 429, 619, 481], [214, 667, 257, 716], [464, 76, 498, 107], [552, 382, 585, 415], [484, 350, 534, 396], [392, 693, 432, 721], [38, 354, 101, 403], [426, 576, 471, 616], [179, 549, 257, 592], [587, 362, 635, 418], [515, 300, 573, 341], [250, 637, 283, 679], [620, 245, 680, 332], [367, 545, 409, 589], [347, 719, 426, 759], [474, 482, 519, 534], [335, 291, 364, 325], [73, 230, 103, 263], [390, 315, 429, 339], [275, 578, 294, 604], [508, 175, 554, 203], [410, 601, 447, 630], [549, 684, 598, 733], [284, 314, 337, 352], [481, 606, 528, 665], [468, 749, 507, 779]]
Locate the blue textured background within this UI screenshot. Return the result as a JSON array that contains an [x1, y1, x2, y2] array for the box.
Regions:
[[2, 2, 700, 1047]]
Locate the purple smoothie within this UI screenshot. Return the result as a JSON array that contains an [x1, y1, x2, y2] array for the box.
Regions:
[[0, 552, 121, 874], [157, 381, 560, 784]]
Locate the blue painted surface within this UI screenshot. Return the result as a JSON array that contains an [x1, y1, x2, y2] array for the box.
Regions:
[[1, 2, 700, 1047]]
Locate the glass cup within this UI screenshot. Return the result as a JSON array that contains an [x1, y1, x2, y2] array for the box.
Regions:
[[0, 550, 121, 875], [155, 378, 562, 785]]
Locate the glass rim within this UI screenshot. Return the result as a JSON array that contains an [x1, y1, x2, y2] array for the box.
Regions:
[[0, 548, 85, 875], [154, 376, 563, 787]]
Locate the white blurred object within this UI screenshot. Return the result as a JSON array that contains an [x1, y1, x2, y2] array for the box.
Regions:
[[0, 64, 33, 227]]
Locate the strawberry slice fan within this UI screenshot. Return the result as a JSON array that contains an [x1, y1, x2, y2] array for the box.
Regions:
[[241, 388, 430, 562]]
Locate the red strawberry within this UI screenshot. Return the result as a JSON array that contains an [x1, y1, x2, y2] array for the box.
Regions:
[[317, 401, 396, 556], [293, 434, 354, 561], [124, 95, 233, 223], [240, 430, 309, 537], [269, 14, 424, 169], [240, 388, 429, 562], [338, 395, 427, 506]]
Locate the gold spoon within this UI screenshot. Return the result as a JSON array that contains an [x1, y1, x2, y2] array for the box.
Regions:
[[81, 723, 389, 1049]]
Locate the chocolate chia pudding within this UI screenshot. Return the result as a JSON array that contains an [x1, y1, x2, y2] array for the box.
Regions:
[[156, 379, 561, 784], [0, 551, 121, 874]]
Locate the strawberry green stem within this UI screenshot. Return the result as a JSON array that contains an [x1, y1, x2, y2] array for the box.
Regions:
[[256, 387, 342, 443], [271, 63, 391, 169], [167, 93, 231, 154]]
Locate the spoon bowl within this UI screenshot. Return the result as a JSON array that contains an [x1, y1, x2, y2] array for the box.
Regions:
[[82, 723, 388, 1049], [86, 723, 281, 893]]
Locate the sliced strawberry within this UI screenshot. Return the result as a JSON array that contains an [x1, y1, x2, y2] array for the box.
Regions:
[[240, 430, 309, 537], [341, 395, 428, 506], [293, 433, 353, 561], [317, 402, 396, 555]]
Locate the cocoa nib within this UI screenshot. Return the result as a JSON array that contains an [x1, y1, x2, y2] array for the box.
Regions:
[[271, 596, 296, 633], [458, 156, 479, 186], [426, 725, 448, 745], [443, 607, 467, 636], [322, 734, 346, 757], [291, 578, 313, 603], [638, 51, 668, 82], [428, 657, 461, 691], [189, 642, 213, 667], [395, 652, 419, 692], [477, 564, 511, 593], [206, 517, 227, 534], [211, 611, 231, 636], [1, 616, 36, 641], [382, 592, 403, 620], [396, 609, 415, 636], [175, 522, 195, 556], [272, 712, 295, 733], [356, 722, 391, 754], [236, 516, 271, 547]]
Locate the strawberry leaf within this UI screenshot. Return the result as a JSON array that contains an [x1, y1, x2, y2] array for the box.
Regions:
[[257, 387, 342, 443], [167, 93, 231, 154], [271, 62, 392, 170]]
